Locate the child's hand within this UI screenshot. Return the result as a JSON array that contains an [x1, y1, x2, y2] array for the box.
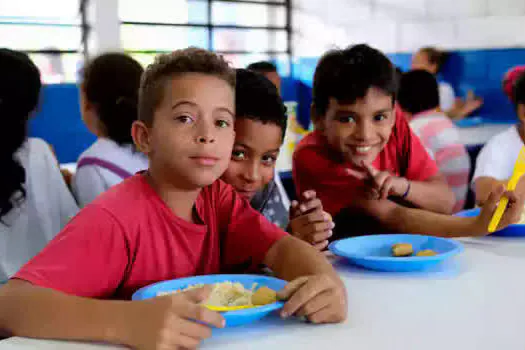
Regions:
[[290, 190, 322, 219], [476, 185, 523, 233], [347, 161, 409, 200], [289, 191, 335, 250], [129, 286, 225, 350], [277, 274, 347, 324]]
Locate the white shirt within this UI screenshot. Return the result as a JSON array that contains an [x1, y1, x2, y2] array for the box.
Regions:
[[0, 138, 79, 282], [473, 126, 523, 182], [72, 138, 149, 207], [439, 82, 456, 112]]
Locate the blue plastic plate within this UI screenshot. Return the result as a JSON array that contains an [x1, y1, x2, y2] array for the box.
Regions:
[[132, 274, 286, 327], [329, 234, 463, 272], [456, 207, 525, 237]]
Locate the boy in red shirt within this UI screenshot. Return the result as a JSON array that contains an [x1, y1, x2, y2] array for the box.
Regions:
[[293, 44, 522, 240], [0, 49, 346, 349], [221, 69, 333, 250]]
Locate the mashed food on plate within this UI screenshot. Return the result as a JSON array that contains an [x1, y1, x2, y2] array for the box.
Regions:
[[158, 282, 277, 307]]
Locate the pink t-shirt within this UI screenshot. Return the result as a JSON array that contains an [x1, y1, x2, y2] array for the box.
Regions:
[[409, 110, 470, 212], [14, 175, 287, 299]]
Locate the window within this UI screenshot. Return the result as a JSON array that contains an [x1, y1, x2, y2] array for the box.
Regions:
[[0, 0, 88, 83], [120, 0, 291, 70]]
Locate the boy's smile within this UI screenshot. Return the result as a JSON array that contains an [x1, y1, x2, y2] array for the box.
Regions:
[[319, 87, 395, 168]]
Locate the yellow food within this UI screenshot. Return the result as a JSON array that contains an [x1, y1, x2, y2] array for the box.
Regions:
[[416, 249, 438, 257], [392, 243, 414, 257], [157, 282, 276, 308], [251, 286, 277, 305]]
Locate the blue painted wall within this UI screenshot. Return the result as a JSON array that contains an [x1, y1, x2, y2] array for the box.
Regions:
[[31, 48, 525, 164], [29, 84, 95, 163]]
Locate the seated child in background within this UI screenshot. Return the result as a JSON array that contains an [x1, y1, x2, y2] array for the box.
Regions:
[[221, 69, 334, 250], [0, 48, 346, 350], [398, 70, 470, 212], [411, 46, 483, 120], [247, 60, 281, 94], [73, 53, 148, 207], [292, 44, 522, 240], [0, 49, 78, 282], [473, 69, 525, 206]]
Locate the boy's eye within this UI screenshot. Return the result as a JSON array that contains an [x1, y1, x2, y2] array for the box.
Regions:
[[374, 114, 387, 122], [175, 115, 194, 124], [337, 116, 356, 123], [232, 150, 246, 160], [261, 155, 277, 166], [216, 119, 231, 128]]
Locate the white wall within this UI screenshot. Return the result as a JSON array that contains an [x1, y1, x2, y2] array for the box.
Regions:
[[87, 0, 121, 56], [293, 0, 525, 56]]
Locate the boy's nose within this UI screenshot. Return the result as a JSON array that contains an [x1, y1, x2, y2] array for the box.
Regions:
[[197, 136, 215, 144], [242, 164, 260, 183], [355, 122, 373, 140], [196, 121, 216, 144]]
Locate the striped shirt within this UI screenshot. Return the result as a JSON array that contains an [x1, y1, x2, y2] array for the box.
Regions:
[[409, 110, 470, 212]]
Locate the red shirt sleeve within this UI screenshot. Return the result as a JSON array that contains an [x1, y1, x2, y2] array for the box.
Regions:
[[13, 205, 129, 298], [293, 144, 361, 216], [217, 181, 287, 271], [397, 114, 440, 181]]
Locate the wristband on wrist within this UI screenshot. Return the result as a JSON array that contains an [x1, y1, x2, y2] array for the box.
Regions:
[[401, 180, 411, 199]]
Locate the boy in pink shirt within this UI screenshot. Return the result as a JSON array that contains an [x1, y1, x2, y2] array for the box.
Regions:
[[0, 48, 346, 349], [398, 70, 470, 212]]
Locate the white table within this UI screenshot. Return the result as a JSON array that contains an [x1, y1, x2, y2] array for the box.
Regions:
[[2, 236, 525, 350]]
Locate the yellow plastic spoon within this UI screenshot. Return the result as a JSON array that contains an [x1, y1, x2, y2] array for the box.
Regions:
[[488, 146, 525, 232]]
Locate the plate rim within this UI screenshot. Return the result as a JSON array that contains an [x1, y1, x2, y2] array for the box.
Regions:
[[328, 234, 464, 262]]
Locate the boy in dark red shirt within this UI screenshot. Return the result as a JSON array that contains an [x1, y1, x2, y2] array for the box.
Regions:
[[0, 49, 346, 349], [293, 44, 522, 240]]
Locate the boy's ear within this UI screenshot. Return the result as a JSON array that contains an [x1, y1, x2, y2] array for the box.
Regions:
[[132, 120, 152, 154], [310, 103, 324, 131], [79, 86, 93, 114], [518, 104, 525, 123]]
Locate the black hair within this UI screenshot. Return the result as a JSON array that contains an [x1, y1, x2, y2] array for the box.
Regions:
[[82, 53, 144, 145], [139, 48, 235, 125], [397, 70, 440, 114], [246, 61, 278, 73], [235, 68, 287, 139], [312, 44, 397, 117], [514, 72, 525, 110], [0, 49, 41, 221], [418, 47, 449, 73], [394, 66, 403, 88]]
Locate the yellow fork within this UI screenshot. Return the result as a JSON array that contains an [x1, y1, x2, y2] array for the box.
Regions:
[[488, 146, 525, 232]]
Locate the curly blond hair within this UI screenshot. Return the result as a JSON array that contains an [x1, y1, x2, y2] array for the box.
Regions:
[[138, 47, 236, 124]]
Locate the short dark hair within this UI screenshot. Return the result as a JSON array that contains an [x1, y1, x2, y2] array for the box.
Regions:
[[418, 47, 448, 73], [246, 61, 277, 73], [312, 44, 397, 117], [397, 70, 440, 114], [82, 53, 143, 145], [139, 47, 235, 125], [514, 72, 525, 109], [235, 69, 287, 140]]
